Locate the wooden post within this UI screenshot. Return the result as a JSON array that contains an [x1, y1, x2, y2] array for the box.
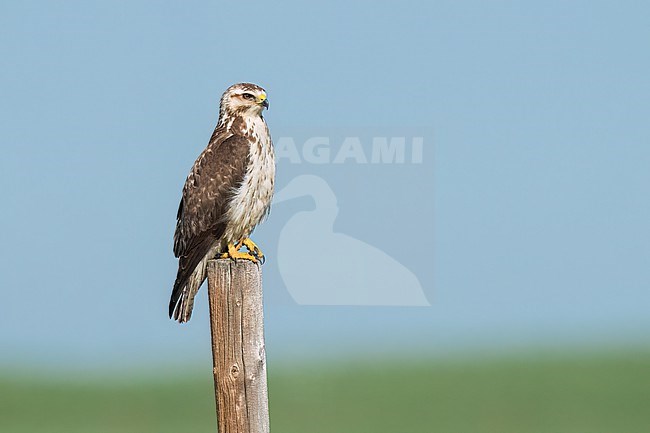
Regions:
[[207, 259, 270, 433]]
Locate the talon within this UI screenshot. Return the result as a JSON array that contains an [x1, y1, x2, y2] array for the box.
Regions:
[[242, 238, 264, 262], [221, 242, 258, 263]]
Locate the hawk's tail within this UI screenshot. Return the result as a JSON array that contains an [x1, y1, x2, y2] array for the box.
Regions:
[[169, 255, 210, 323]]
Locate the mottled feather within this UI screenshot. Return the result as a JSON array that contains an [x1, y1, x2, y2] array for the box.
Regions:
[[169, 82, 274, 323]]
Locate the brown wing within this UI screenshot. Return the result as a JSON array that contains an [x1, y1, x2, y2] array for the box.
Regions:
[[169, 134, 250, 317], [173, 134, 250, 257]]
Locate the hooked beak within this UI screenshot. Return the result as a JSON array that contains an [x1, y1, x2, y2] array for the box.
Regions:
[[257, 93, 269, 110]]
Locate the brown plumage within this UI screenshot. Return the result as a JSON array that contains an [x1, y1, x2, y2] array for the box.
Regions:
[[169, 83, 275, 323]]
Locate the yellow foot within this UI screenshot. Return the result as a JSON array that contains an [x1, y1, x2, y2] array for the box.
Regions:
[[220, 242, 258, 263], [242, 238, 264, 263]]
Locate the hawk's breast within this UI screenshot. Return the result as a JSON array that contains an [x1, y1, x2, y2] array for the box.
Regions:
[[222, 116, 275, 243]]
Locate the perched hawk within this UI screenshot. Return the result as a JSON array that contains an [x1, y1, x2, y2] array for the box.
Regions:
[[169, 83, 275, 323]]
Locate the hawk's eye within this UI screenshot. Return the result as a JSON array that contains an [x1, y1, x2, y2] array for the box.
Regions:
[[242, 93, 255, 100]]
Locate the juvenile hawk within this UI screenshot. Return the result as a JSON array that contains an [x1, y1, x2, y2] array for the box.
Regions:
[[169, 83, 275, 323]]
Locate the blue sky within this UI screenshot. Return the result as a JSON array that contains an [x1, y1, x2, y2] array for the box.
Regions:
[[1, 1, 649, 369]]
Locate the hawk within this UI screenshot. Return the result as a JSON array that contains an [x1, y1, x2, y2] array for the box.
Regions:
[[169, 83, 275, 323]]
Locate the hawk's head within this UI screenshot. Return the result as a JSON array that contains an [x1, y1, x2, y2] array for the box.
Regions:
[[220, 82, 269, 117]]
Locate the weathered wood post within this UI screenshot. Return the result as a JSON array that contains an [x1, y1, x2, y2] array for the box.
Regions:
[[207, 259, 270, 433]]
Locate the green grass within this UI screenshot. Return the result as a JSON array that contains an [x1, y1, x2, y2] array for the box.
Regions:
[[1, 351, 649, 433]]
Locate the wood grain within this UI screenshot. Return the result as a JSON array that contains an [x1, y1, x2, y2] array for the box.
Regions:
[[207, 259, 270, 433]]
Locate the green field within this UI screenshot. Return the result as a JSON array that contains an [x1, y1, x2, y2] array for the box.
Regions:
[[2, 351, 649, 433]]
